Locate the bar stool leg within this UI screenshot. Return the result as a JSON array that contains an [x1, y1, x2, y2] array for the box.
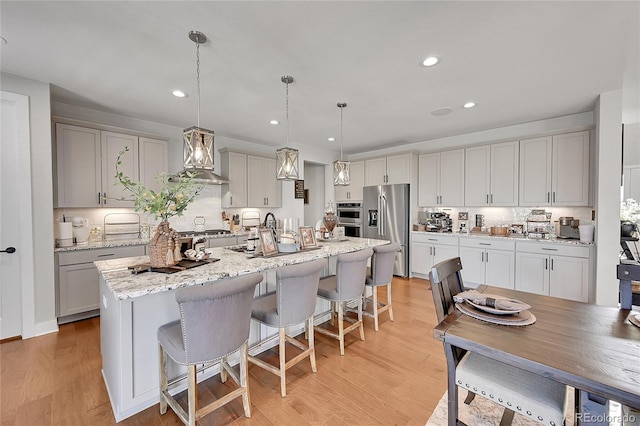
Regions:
[[308, 317, 317, 372], [158, 344, 168, 415], [240, 342, 251, 417], [187, 365, 197, 426], [387, 283, 394, 322], [279, 328, 287, 397], [358, 295, 365, 340], [372, 288, 379, 331], [338, 301, 345, 355]]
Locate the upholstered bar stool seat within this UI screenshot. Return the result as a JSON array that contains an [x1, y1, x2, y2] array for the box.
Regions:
[[158, 273, 263, 426], [315, 248, 373, 355], [249, 259, 326, 397], [363, 242, 400, 331]]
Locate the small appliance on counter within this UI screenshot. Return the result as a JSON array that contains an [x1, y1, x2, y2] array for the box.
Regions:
[[71, 217, 91, 245], [558, 217, 580, 239], [418, 211, 452, 233]]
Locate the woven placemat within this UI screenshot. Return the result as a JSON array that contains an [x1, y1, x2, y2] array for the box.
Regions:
[[456, 302, 536, 326]]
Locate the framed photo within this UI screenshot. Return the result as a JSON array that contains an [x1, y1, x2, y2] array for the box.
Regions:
[[258, 229, 278, 257], [458, 212, 469, 220], [299, 226, 317, 249]]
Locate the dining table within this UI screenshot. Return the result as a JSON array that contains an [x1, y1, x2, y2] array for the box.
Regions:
[[433, 285, 640, 426]]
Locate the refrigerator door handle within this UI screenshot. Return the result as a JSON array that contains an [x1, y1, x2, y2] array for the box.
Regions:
[[380, 194, 387, 236], [377, 195, 382, 235]]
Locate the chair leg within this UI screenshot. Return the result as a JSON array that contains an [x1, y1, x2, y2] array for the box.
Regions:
[[499, 408, 515, 426], [238, 341, 251, 418], [338, 301, 345, 355], [372, 287, 379, 331], [463, 390, 475, 405], [358, 296, 365, 341], [279, 328, 287, 397], [387, 282, 394, 322], [330, 302, 336, 327], [220, 356, 228, 383], [187, 365, 197, 426], [308, 317, 317, 373], [158, 344, 168, 415]]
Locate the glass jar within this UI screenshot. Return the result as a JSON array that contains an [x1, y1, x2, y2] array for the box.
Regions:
[[323, 201, 338, 238]]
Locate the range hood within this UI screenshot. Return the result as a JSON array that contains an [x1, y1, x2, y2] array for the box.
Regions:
[[170, 126, 229, 185]]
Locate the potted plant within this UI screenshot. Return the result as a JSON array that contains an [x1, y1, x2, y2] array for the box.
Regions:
[[114, 147, 203, 267], [621, 198, 640, 238]]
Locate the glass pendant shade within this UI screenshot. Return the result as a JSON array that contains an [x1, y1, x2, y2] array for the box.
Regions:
[[276, 146, 299, 180], [333, 102, 350, 185], [183, 126, 214, 169], [333, 160, 350, 185]]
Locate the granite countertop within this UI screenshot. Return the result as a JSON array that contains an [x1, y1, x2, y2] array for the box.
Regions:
[[96, 237, 389, 300], [54, 230, 251, 253], [410, 230, 595, 246]]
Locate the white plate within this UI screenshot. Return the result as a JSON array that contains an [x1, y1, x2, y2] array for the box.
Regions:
[[466, 300, 522, 315]]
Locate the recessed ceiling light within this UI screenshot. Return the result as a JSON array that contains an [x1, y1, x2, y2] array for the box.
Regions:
[[431, 107, 453, 116], [270, 120, 279, 125], [172, 90, 186, 98], [422, 56, 439, 67], [463, 102, 476, 108], [328, 137, 335, 141]]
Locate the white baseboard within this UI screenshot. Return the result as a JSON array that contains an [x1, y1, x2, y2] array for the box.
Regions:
[[33, 320, 59, 337]]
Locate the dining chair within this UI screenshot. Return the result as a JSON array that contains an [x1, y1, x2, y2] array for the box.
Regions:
[[429, 257, 568, 426], [248, 259, 326, 397], [315, 248, 373, 355], [157, 273, 263, 426], [362, 242, 400, 331]]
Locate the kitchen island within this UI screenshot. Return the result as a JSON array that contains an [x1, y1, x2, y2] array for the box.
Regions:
[[97, 237, 388, 422]]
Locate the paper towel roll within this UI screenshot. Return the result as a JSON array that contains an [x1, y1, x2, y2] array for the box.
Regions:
[[58, 222, 73, 240]]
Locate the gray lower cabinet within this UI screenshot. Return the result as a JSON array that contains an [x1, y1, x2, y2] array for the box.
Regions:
[[56, 245, 145, 324]]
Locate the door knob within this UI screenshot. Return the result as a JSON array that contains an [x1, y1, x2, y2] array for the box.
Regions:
[[1, 247, 16, 254]]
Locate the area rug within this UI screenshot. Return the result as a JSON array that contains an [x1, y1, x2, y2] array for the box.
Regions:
[[426, 390, 575, 426]]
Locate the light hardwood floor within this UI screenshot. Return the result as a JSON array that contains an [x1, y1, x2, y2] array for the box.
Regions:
[[1, 277, 448, 425]]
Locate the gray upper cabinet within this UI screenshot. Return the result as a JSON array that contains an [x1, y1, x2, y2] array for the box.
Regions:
[[465, 141, 518, 206], [418, 150, 465, 207], [220, 150, 248, 208], [247, 155, 281, 208]]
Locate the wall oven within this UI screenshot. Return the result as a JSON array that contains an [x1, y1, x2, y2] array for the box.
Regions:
[[337, 202, 363, 238]]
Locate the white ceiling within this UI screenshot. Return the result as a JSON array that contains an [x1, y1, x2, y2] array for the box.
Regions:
[[1, 1, 638, 155]]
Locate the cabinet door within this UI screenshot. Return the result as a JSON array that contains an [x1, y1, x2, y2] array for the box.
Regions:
[[207, 236, 238, 248], [348, 161, 365, 200], [334, 181, 350, 202], [386, 153, 411, 184], [139, 137, 168, 194], [418, 153, 440, 206], [432, 243, 459, 269], [464, 145, 490, 206], [247, 155, 266, 207], [365, 157, 387, 186], [55, 124, 102, 207], [221, 151, 247, 208], [549, 256, 589, 302], [623, 166, 640, 202], [411, 242, 431, 276], [552, 131, 589, 206], [459, 246, 485, 288], [440, 150, 465, 206], [485, 249, 515, 289], [58, 263, 100, 316], [491, 141, 519, 206], [519, 136, 552, 206], [515, 252, 549, 295], [101, 131, 138, 208], [263, 157, 281, 207]]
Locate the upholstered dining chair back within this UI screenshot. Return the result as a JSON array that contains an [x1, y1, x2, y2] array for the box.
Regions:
[[429, 257, 465, 323], [336, 248, 373, 299], [368, 243, 400, 286], [175, 273, 263, 364], [275, 258, 326, 327]]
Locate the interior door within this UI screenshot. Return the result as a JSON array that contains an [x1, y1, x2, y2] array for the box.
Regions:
[[1, 92, 33, 339]]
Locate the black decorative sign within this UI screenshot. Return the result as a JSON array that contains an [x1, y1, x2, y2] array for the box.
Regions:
[[295, 180, 305, 199]]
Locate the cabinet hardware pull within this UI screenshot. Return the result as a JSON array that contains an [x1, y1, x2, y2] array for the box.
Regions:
[[98, 192, 101, 205], [486, 252, 488, 262], [433, 247, 436, 256], [97, 253, 115, 257], [479, 243, 491, 246], [545, 258, 548, 270], [491, 194, 493, 204], [230, 196, 233, 205], [481, 252, 484, 262], [486, 194, 489, 204], [547, 192, 550, 203], [542, 248, 557, 251], [551, 259, 554, 270], [103, 192, 107, 205], [553, 192, 556, 203], [428, 239, 437, 241]]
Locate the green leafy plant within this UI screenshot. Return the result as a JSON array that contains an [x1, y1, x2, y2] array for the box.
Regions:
[[621, 198, 640, 223], [114, 147, 203, 222]]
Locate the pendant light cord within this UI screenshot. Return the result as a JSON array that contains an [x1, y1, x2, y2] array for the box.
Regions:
[[340, 105, 344, 161], [285, 80, 290, 146], [196, 41, 201, 128]]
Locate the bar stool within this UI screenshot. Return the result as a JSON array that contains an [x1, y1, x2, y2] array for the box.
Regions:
[[248, 259, 326, 397], [157, 273, 263, 426], [315, 248, 373, 355], [363, 242, 400, 331]]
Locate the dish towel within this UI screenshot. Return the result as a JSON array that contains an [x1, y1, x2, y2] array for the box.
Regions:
[[454, 290, 531, 312]]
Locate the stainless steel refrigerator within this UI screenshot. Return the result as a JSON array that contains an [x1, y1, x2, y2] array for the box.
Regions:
[[363, 184, 409, 277]]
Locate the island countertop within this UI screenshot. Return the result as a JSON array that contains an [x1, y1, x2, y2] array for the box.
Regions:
[[96, 237, 389, 300]]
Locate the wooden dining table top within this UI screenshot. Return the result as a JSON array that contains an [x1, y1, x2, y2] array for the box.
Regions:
[[434, 285, 640, 409]]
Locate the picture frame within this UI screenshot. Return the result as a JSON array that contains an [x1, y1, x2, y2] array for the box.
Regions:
[[258, 229, 278, 257], [299, 226, 317, 249], [458, 212, 469, 220]]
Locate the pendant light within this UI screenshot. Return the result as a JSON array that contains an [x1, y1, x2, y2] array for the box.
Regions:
[[182, 31, 215, 176], [333, 102, 350, 186], [276, 75, 299, 180]]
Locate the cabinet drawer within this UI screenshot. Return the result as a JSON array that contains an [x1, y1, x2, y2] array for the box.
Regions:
[[515, 242, 590, 258], [459, 237, 515, 251], [412, 233, 458, 246], [58, 245, 145, 266]]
